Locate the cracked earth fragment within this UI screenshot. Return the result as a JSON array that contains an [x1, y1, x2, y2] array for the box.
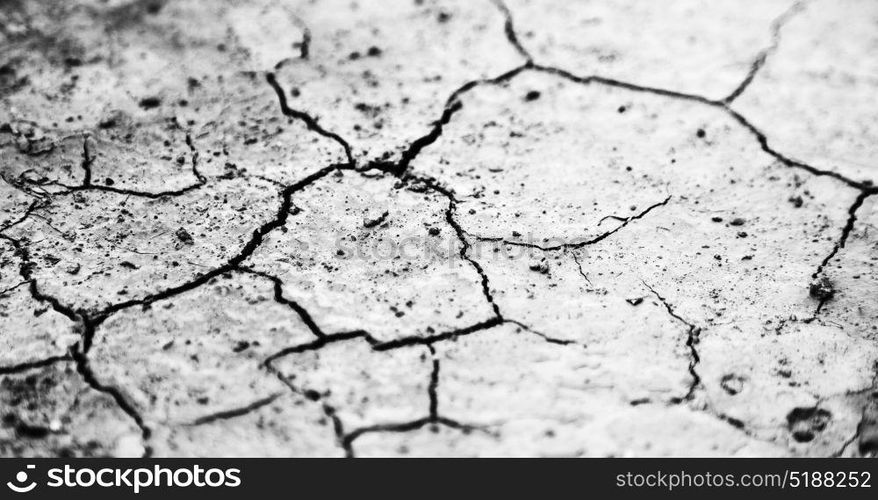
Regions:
[[731, 0, 878, 183], [270, 338, 432, 431], [698, 321, 878, 456], [89, 272, 339, 456], [504, 0, 796, 100], [410, 70, 854, 250], [429, 324, 786, 457], [0, 362, 142, 457], [0, 240, 78, 368], [476, 245, 692, 403], [819, 195, 878, 330], [246, 170, 496, 343], [5, 177, 279, 312], [272, 0, 526, 165]]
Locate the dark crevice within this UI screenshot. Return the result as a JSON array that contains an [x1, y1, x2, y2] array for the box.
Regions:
[[50, 175, 206, 199], [239, 268, 326, 339], [266, 362, 351, 457], [476, 195, 671, 251], [810, 191, 873, 314], [0, 354, 71, 375], [374, 317, 503, 351], [1, 234, 83, 325], [812, 191, 872, 280], [722, 108, 874, 192], [296, 18, 311, 60], [70, 346, 152, 457], [505, 319, 579, 346], [342, 416, 482, 456], [0, 279, 29, 297], [324, 403, 351, 457], [571, 250, 593, 287], [262, 331, 368, 368], [262, 316, 503, 367], [184, 132, 207, 185], [490, 0, 534, 63], [442, 196, 504, 319], [0, 198, 47, 234], [189, 393, 283, 426], [723, 1, 808, 104], [1, 173, 46, 200], [386, 63, 530, 177], [44, 134, 207, 199], [266, 72, 354, 164], [643, 282, 701, 402], [80, 134, 93, 186], [427, 344, 439, 421], [273, 15, 311, 68]]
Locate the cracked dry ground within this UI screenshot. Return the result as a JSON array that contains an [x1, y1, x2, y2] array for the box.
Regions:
[[1, 0, 877, 458]]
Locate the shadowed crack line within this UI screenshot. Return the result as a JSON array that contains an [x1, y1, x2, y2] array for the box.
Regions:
[[0, 355, 71, 375], [1, 234, 83, 323], [342, 416, 481, 457], [443, 197, 504, 319], [427, 344, 440, 421], [0, 198, 47, 234], [264, 360, 351, 456], [474, 195, 671, 251], [505, 319, 579, 346], [70, 346, 152, 457], [810, 191, 874, 314], [385, 63, 530, 177], [345, 343, 489, 456], [80, 134, 93, 186], [262, 316, 504, 368], [189, 393, 284, 426], [239, 268, 326, 339], [2, 172, 46, 200], [0, 279, 29, 297], [266, 72, 354, 164], [375, 317, 503, 351], [724, 0, 809, 104], [812, 190, 872, 280], [643, 282, 701, 403], [571, 250, 593, 287], [490, 0, 533, 63], [528, 64, 876, 193], [44, 135, 207, 199]]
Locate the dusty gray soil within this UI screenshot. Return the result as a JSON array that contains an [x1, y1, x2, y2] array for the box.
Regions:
[[1, 0, 877, 457]]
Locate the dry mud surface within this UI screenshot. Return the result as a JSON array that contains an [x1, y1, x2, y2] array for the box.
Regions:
[[1, 0, 877, 457]]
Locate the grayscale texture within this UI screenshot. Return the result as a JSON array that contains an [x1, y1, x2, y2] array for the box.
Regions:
[[1, 0, 876, 457]]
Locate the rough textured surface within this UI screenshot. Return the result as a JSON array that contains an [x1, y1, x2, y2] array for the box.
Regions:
[[272, 0, 526, 165], [507, 0, 796, 100], [1, 0, 877, 457], [245, 171, 495, 343], [0, 362, 143, 457], [732, 0, 878, 184]]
